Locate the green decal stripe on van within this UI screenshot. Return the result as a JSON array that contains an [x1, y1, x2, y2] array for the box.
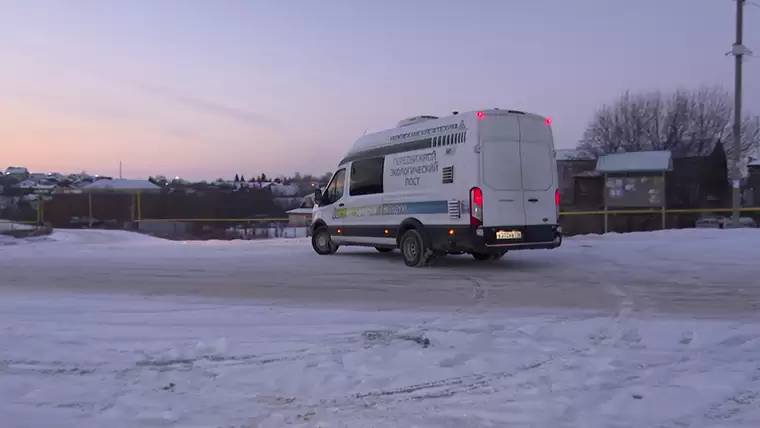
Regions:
[[380, 201, 449, 216], [332, 201, 449, 219]]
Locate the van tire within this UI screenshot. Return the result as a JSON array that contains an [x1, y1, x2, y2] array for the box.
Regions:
[[471, 252, 491, 261], [400, 229, 431, 267], [375, 247, 394, 253], [312, 226, 339, 255]]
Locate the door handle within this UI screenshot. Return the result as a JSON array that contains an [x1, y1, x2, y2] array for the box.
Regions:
[[339, 203, 345, 207], [528, 198, 538, 202]]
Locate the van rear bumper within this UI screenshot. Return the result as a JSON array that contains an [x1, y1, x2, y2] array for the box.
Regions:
[[427, 224, 562, 254]]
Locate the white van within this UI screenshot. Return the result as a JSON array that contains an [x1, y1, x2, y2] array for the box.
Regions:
[[310, 109, 562, 267]]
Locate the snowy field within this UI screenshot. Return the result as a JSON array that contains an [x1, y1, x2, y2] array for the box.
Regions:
[[1, 229, 760, 427]]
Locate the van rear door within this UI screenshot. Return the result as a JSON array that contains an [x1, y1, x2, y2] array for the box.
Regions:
[[518, 115, 557, 226], [479, 113, 557, 228], [480, 115, 527, 227]]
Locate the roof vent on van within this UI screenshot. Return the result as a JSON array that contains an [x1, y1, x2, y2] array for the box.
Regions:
[[397, 115, 439, 128]]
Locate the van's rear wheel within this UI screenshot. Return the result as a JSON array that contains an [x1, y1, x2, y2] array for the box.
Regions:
[[400, 229, 430, 267], [375, 247, 394, 253], [471, 252, 490, 261], [312, 226, 338, 255]]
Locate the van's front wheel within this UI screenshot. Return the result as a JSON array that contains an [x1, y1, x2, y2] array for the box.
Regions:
[[312, 226, 339, 255]]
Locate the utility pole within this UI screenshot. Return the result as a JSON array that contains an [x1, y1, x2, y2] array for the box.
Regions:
[[730, 0, 747, 225]]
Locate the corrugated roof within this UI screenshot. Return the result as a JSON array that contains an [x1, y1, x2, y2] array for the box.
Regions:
[[286, 208, 313, 215], [595, 150, 673, 173]]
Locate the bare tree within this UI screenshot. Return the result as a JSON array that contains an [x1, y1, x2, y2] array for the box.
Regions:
[[578, 85, 758, 159]]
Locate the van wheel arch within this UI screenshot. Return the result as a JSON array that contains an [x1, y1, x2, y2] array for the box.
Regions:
[[396, 218, 426, 246], [311, 220, 327, 233]]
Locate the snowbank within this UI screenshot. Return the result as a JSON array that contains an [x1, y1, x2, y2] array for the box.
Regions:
[[0, 219, 33, 232]]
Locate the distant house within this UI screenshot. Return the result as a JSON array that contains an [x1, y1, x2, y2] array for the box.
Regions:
[[14, 180, 38, 189], [45, 172, 66, 182], [299, 193, 316, 209], [666, 142, 729, 209], [285, 194, 317, 226], [286, 208, 313, 226], [556, 153, 598, 207], [82, 179, 161, 192], [12, 179, 55, 190], [747, 158, 760, 206], [5, 166, 29, 178], [270, 183, 300, 197]]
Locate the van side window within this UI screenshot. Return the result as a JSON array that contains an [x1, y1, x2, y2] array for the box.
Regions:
[[324, 168, 346, 204], [349, 157, 384, 196]]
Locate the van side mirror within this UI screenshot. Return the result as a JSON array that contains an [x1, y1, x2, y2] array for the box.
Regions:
[[314, 189, 323, 205]]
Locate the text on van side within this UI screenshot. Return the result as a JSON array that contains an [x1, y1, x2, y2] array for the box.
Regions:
[[390, 150, 439, 186]]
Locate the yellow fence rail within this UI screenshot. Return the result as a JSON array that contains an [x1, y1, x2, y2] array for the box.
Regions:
[[131, 207, 760, 223], [560, 207, 760, 216], [136, 218, 291, 223], [27, 186, 760, 232]]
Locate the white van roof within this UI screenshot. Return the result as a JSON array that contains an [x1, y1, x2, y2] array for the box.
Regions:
[[341, 109, 549, 165]]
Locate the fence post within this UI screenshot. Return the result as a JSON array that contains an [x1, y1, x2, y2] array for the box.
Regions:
[[39, 197, 45, 226], [88, 192, 93, 228], [661, 171, 667, 230], [36, 195, 41, 225], [603, 173, 609, 234]]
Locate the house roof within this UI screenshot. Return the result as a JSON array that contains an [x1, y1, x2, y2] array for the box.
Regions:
[[82, 179, 160, 190], [595, 150, 673, 173], [5, 167, 28, 174], [556, 149, 594, 161], [286, 208, 313, 215]]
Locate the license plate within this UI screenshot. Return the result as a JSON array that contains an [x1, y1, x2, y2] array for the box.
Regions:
[[496, 230, 522, 240]]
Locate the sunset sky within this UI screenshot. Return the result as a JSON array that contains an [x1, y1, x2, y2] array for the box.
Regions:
[[1, 0, 758, 180]]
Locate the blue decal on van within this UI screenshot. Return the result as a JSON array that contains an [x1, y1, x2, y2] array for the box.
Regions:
[[332, 201, 449, 218], [380, 201, 448, 216]]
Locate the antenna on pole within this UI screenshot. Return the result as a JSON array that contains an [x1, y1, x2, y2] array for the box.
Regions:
[[119, 161, 123, 179]]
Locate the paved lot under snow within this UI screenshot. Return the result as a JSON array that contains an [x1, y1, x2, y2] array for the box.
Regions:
[[1, 229, 760, 427], [2, 228, 760, 315]]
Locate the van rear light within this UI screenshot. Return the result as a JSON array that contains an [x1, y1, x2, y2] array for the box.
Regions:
[[555, 189, 560, 206], [470, 187, 483, 226], [476, 111, 485, 120], [545, 117, 553, 126]]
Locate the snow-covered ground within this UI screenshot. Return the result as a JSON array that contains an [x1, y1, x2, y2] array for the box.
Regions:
[[1, 228, 760, 427]]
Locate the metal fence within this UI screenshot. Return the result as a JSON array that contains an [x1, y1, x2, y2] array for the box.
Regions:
[[4, 188, 759, 239]]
